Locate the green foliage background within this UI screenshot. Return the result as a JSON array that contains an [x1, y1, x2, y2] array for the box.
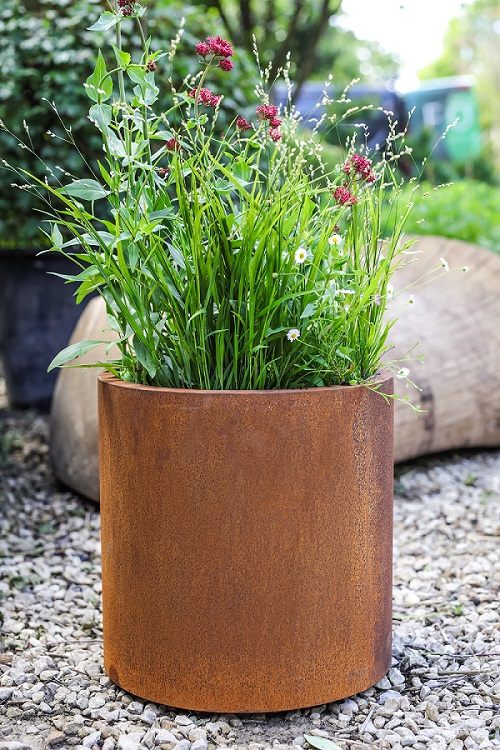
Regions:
[[0, 0, 257, 249], [383, 180, 500, 253]]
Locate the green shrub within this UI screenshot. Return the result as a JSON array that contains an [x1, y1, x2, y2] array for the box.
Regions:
[[382, 179, 500, 253], [0, 0, 257, 249]]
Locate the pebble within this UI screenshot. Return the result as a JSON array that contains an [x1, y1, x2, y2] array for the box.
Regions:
[[175, 715, 194, 727], [117, 735, 146, 750], [1, 407, 500, 750]]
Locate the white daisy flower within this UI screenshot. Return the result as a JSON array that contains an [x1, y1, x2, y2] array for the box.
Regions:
[[286, 328, 301, 342], [328, 233, 343, 247], [396, 367, 410, 379], [294, 247, 308, 264]]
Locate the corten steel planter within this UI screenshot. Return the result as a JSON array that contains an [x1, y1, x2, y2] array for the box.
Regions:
[[98, 371, 394, 713]]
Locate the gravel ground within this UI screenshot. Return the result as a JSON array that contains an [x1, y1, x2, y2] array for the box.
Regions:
[[0, 385, 499, 750]]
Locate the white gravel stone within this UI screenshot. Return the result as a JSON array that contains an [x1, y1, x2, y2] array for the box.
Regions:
[[141, 709, 157, 725], [1, 406, 500, 750], [175, 715, 194, 727], [118, 734, 146, 750], [155, 730, 179, 745], [82, 731, 101, 747]]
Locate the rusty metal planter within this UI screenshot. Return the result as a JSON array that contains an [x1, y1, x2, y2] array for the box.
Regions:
[[98, 372, 394, 713]]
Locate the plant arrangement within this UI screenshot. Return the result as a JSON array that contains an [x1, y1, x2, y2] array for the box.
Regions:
[[2, 0, 421, 392]]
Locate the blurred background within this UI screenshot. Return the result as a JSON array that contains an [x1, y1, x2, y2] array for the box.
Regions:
[[1, 0, 500, 250]]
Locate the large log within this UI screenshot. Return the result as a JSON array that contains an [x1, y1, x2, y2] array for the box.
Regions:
[[390, 235, 500, 461], [49, 235, 500, 501]]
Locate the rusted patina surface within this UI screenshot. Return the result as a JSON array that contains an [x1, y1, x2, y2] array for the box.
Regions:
[[98, 373, 394, 713]]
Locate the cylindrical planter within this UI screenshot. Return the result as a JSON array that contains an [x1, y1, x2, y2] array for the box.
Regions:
[[98, 372, 394, 713]]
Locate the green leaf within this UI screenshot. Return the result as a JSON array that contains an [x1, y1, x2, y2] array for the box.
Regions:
[[85, 51, 113, 103], [48, 340, 107, 371], [63, 179, 109, 201], [304, 736, 343, 750], [186, 115, 208, 129], [124, 243, 139, 270], [112, 43, 131, 70], [126, 65, 156, 91], [150, 209, 176, 221], [51, 224, 63, 250], [87, 12, 120, 32], [133, 336, 157, 378], [133, 82, 159, 106], [233, 159, 254, 183], [301, 302, 318, 319], [106, 131, 127, 158], [89, 104, 112, 133]]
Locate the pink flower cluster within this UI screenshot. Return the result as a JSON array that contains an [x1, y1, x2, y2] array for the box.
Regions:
[[344, 153, 375, 183], [333, 185, 357, 206], [236, 117, 252, 131], [189, 87, 222, 108], [256, 104, 282, 142], [117, 0, 136, 17], [196, 36, 234, 71]]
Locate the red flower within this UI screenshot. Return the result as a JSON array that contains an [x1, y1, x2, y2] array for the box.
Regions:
[[190, 87, 221, 108], [195, 42, 211, 58], [333, 186, 357, 206], [269, 116, 282, 128], [269, 128, 282, 142], [145, 59, 156, 73], [166, 138, 181, 152], [236, 117, 252, 131], [219, 58, 233, 72], [344, 153, 375, 183], [206, 35, 234, 58], [256, 104, 278, 121]]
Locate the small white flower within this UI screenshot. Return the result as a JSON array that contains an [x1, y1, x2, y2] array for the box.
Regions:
[[440, 257, 449, 271], [294, 247, 308, 264], [396, 367, 410, 379], [286, 328, 301, 342], [328, 233, 343, 246], [462, 265, 469, 272], [386, 283, 394, 299]]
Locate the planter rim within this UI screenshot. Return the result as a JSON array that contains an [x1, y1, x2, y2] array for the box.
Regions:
[[98, 369, 393, 397]]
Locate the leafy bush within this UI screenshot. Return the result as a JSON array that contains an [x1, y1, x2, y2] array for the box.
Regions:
[[0, 0, 257, 249], [382, 179, 500, 253], [0, 0, 104, 248]]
